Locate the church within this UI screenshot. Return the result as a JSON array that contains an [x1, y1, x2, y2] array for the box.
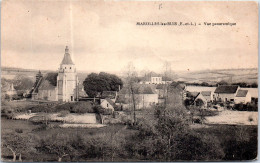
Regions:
[[31, 46, 79, 102]]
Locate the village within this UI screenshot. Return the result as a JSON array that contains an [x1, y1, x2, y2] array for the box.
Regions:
[[1, 0, 258, 161], [1, 46, 258, 162]]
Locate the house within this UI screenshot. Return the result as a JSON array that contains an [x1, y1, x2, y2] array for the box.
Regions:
[[100, 98, 116, 111], [235, 90, 251, 104], [151, 77, 162, 84], [214, 85, 240, 102], [201, 91, 213, 102], [31, 46, 79, 102], [194, 92, 208, 107], [116, 84, 159, 109]]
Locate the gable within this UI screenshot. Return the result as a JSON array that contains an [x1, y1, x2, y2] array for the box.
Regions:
[[201, 91, 211, 96]]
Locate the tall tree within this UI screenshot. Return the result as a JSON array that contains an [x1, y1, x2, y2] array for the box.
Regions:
[[83, 72, 123, 98], [124, 62, 139, 125]]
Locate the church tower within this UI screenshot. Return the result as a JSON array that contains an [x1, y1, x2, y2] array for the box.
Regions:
[[57, 46, 79, 102]]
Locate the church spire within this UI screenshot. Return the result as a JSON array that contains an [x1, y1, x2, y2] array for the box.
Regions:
[[61, 46, 74, 65]]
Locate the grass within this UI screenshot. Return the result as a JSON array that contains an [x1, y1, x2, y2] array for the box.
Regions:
[[192, 124, 257, 160]]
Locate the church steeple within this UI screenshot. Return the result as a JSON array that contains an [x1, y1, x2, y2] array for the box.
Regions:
[[57, 46, 78, 102], [61, 46, 74, 65]]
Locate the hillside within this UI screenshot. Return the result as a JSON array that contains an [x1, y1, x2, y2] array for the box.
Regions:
[[1, 67, 257, 85], [1, 67, 89, 83], [175, 68, 258, 84]]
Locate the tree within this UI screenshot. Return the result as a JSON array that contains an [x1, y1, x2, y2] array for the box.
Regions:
[[13, 75, 34, 91], [2, 133, 30, 161], [217, 80, 228, 86], [124, 62, 139, 125], [201, 82, 209, 86], [83, 72, 123, 98], [251, 82, 258, 88], [37, 133, 75, 162], [195, 98, 205, 107]]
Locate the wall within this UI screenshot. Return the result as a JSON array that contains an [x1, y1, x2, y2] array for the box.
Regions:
[[101, 100, 115, 111], [214, 93, 236, 102], [37, 88, 58, 101], [57, 72, 78, 102], [151, 77, 162, 84]]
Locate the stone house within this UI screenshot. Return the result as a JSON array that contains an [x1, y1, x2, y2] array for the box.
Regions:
[[101, 98, 116, 111], [214, 85, 240, 102]]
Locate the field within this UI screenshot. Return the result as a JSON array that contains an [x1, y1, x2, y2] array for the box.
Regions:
[[176, 68, 258, 84]]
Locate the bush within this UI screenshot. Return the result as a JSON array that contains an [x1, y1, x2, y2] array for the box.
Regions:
[[233, 103, 258, 111], [93, 105, 105, 114], [71, 101, 94, 113], [55, 101, 94, 114], [57, 110, 70, 117]]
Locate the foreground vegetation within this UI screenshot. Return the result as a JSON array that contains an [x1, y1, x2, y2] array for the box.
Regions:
[[1, 116, 257, 162], [1, 84, 257, 162]]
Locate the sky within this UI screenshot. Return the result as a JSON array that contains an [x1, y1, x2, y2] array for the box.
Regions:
[[1, 1, 258, 74]]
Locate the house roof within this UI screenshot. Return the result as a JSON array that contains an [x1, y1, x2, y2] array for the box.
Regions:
[[201, 91, 211, 96], [186, 91, 200, 97], [101, 91, 117, 99], [118, 84, 156, 95], [214, 85, 239, 94], [236, 90, 248, 97]]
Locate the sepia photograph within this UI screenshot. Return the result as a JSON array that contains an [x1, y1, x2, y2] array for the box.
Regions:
[[1, 0, 258, 162]]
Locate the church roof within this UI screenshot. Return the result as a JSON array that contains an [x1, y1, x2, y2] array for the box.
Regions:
[[61, 46, 74, 65], [38, 79, 56, 90]]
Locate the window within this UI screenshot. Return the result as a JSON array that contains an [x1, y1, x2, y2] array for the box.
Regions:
[[65, 67, 66, 69], [107, 103, 109, 107], [70, 67, 71, 69]]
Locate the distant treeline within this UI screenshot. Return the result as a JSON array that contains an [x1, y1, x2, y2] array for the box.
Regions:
[[185, 81, 258, 88]]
